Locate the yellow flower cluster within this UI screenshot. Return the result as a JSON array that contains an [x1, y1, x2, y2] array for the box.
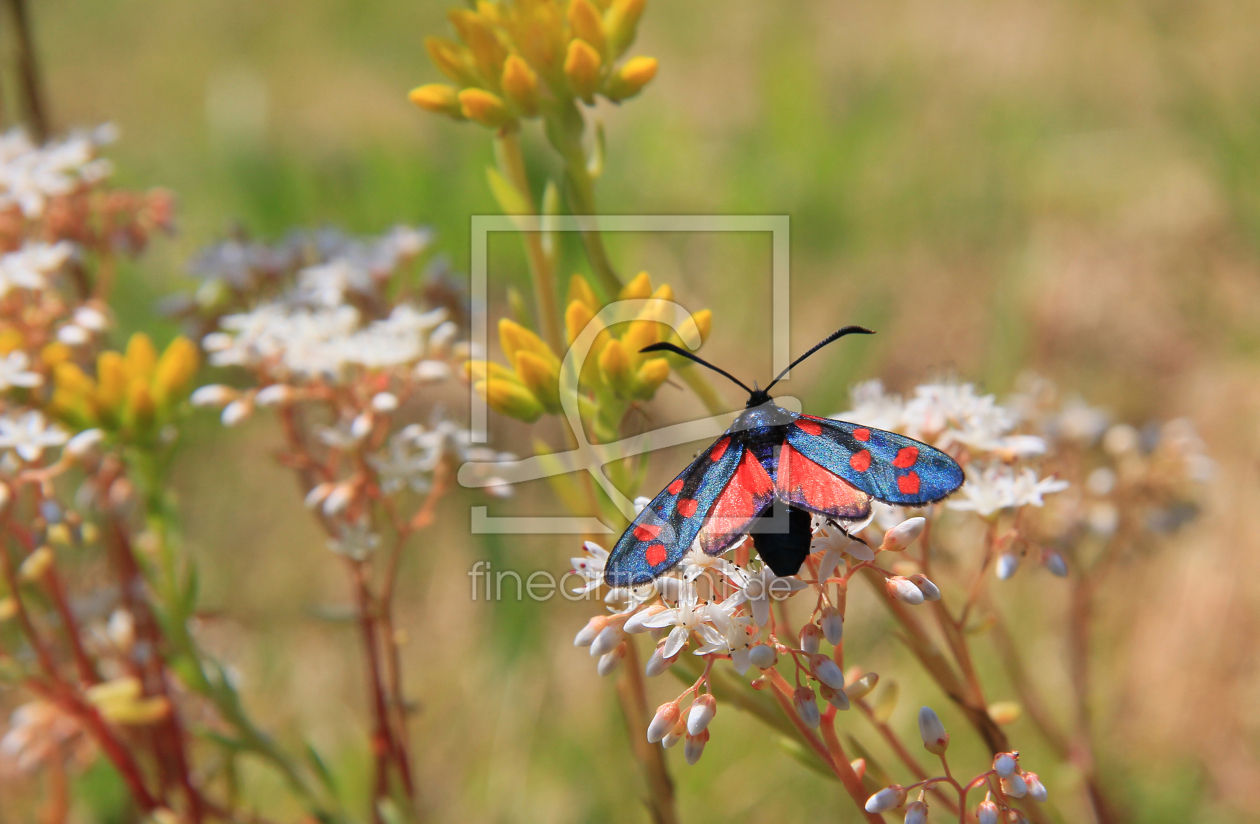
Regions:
[[466, 271, 710, 434], [410, 0, 656, 129], [51, 334, 199, 435]]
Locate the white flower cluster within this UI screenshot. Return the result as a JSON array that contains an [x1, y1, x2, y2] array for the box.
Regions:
[[0, 241, 74, 298], [371, 420, 513, 496], [0, 126, 115, 218]]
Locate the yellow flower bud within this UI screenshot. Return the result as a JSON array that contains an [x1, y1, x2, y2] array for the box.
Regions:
[[96, 351, 128, 413], [153, 337, 200, 406], [622, 318, 658, 355], [464, 359, 520, 385], [565, 299, 597, 346], [514, 350, 561, 414], [598, 338, 635, 396], [0, 328, 21, 355], [501, 55, 540, 115], [619, 270, 653, 300], [567, 274, 600, 312], [477, 379, 544, 423], [19, 546, 54, 582], [459, 88, 513, 128], [691, 308, 712, 344], [102, 696, 172, 726], [409, 84, 464, 118], [124, 334, 157, 382], [126, 378, 157, 430], [86, 677, 143, 707], [564, 39, 602, 104], [425, 36, 481, 87], [604, 0, 647, 58], [499, 318, 557, 367], [568, 0, 607, 55], [51, 363, 97, 426], [448, 9, 507, 86], [634, 357, 670, 399], [605, 55, 657, 101], [40, 341, 72, 367]]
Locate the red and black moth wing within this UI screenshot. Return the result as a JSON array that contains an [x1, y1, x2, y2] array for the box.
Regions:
[[604, 434, 749, 588], [784, 415, 964, 505]]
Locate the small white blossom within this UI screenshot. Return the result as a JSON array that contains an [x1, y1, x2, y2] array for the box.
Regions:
[[947, 464, 1070, 517], [0, 351, 42, 390], [0, 411, 68, 461]]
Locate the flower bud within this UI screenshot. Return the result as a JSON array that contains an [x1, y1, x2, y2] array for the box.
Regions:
[[812, 655, 845, 691], [590, 622, 624, 657], [977, 796, 1000, 824], [881, 517, 925, 551], [221, 398, 253, 427], [623, 604, 665, 633], [409, 84, 463, 117], [500, 55, 540, 115], [458, 88, 512, 128], [996, 552, 1020, 581], [908, 574, 941, 601], [820, 606, 844, 645], [644, 644, 677, 677], [886, 576, 925, 605], [604, 56, 658, 100], [850, 757, 866, 779], [350, 413, 374, 440], [686, 694, 716, 735], [647, 702, 680, 743], [988, 701, 1022, 725], [1001, 773, 1028, 798], [821, 683, 851, 711], [191, 384, 236, 407], [799, 622, 822, 655], [661, 716, 686, 749], [917, 706, 949, 754], [1043, 550, 1068, 577], [865, 785, 907, 813], [993, 752, 1018, 778], [322, 483, 354, 516], [904, 800, 928, 824], [598, 643, 626, 676], [684, 729, 708, 765], [845, 671, 879, 701], [476, 378, 544, 423], [567, 0, 606, 54], [605, 0, 646, 58], [748, 644, 777, 670], [66, 429, 104, 459], [255, 384, 295, 407], [564, 39, 602, 103], [371, 392, 399, 412], [574, 615, 608, 646], [1024, 773, 1047, 802], [19, 546, 54, 582], [793, 687, 820, 728]]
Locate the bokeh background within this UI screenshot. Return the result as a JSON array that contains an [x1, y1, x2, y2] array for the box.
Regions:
[[6, 0, 1260, 821]]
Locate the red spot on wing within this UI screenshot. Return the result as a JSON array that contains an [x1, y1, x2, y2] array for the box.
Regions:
[[795, 418, 823, 436], [677, 498, 699, 518], [667, 479, 685, 495], [634, 523, 662, 541], [709, 437, 730, 462], [898, 472, 921, 495], [700, 449, 774, 553], [853, 428, 871, 442], [893, 447, 919, 468], [645, 544, 667, 566], [777, 444, 871, 518], [849, 449, 872, 472]]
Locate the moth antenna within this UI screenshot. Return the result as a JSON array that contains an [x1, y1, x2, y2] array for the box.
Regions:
[[639, 342, 755, 395], [763, 325, 875, 393]]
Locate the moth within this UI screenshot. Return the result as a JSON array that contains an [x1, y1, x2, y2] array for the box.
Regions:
[[603, 326, 964, 587]]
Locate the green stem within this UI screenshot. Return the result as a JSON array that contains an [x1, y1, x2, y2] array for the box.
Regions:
[[494, 129, 564, 354]]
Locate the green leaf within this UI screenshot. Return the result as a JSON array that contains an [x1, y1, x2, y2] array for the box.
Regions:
[[304, 742, 341, 800], [485, 166, 532, 226]]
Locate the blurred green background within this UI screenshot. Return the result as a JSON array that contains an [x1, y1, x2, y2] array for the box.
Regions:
[[8, 0, 1260, 821]]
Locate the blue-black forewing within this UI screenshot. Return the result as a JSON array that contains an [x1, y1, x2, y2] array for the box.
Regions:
[[603, 433, 744, 587], [784, 415, 963, 505]]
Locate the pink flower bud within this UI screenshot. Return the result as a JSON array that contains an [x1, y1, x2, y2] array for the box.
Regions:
[[799, 623, 822, 655], [590, 623, 624, 657], [904, 800, 928, 824], [977, 796, 1000, 824], [647, 702, 679, 744], [917, 706, 949, 754], [996, 552, 1019, 581], [684, 729, 709, 765], [864, 785, 907, 813], [886, 576, 925, 605], [662, 717, 686, 749], [820, 606, 844, 645], [1024, 772, 1047, 802], [573, 615, 608, 647], [793, 687, 820, 728], [623, 604, 665, 633], [598, 643, 626, 676], [644, 644, 678, 678], [686, 694, 717, 735], [1001, 773, 1028, 798], [908, 574, 941, 601], [881, 517, 925, 551], [812, 655, 845, 690], [748, 644, 777, 669], [993, 752, 1018, 778]]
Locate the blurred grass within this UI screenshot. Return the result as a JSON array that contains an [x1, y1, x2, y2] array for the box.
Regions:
[[6, 0, 1260, 821]]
